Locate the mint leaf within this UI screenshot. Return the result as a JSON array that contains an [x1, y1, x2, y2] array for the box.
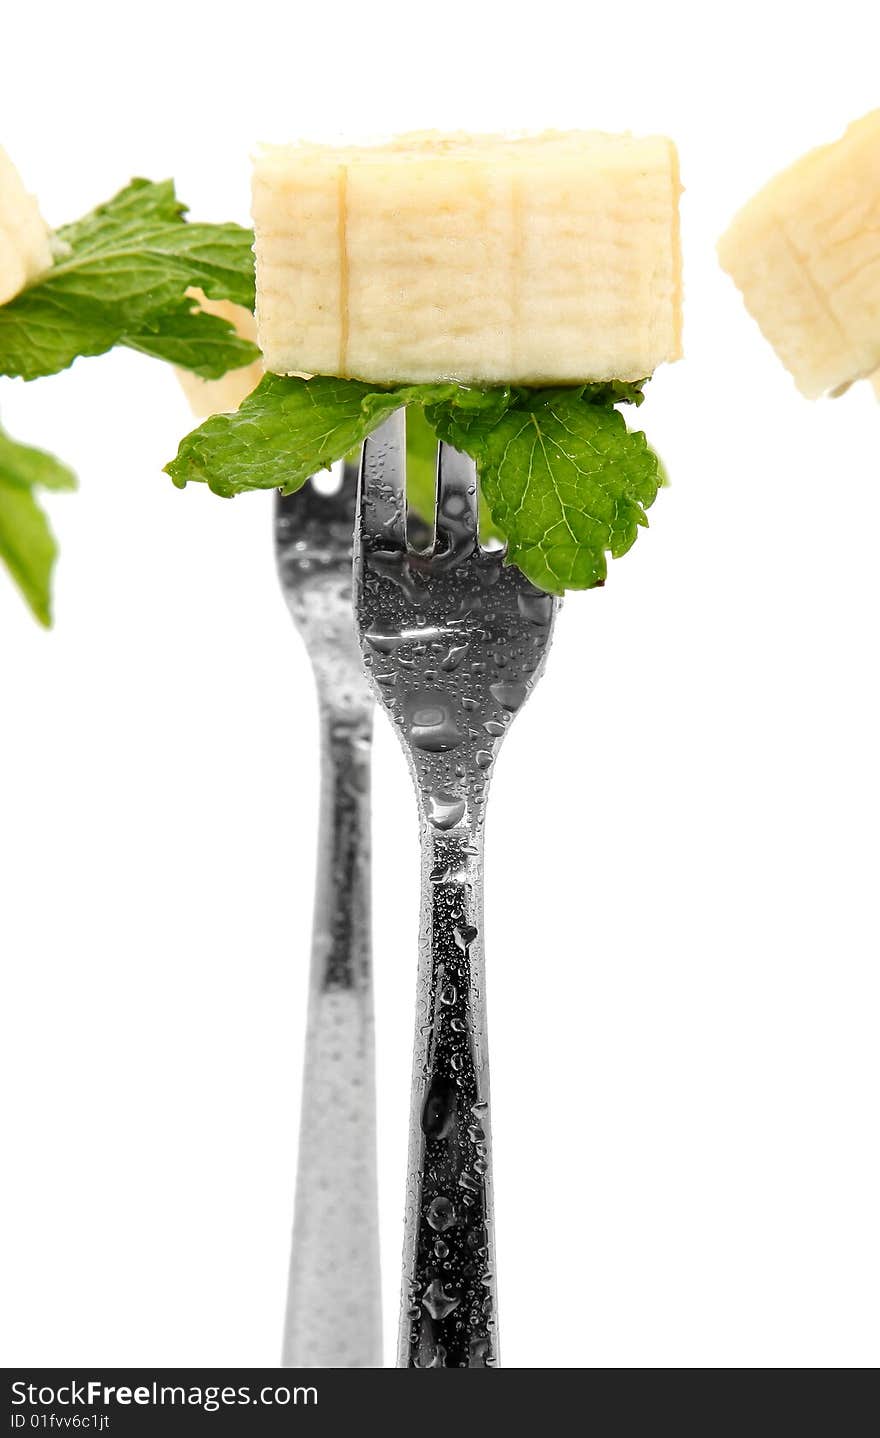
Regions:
[[0, 421, 76, 625], [426, 387, 662, 592], [165, 374, 459, 497], [120, 298, 260, 379], [0, 179, 258, 380]]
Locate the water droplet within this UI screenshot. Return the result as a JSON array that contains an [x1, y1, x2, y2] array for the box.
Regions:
[[434, 1239, 449, 1259], [441, 643, 469, 671], [483, 720, 505, 736], [422, 1279, 461, 1321], [376, 672, 397, 686], [365, 626, 402, 654], [440, 982, 457, 1006], [475, 750, 492, 769], [468, 1337, 490, 1367], [471, 1101, 488, 1117], [426, 792, 466, 830], [459, 1171, 480, 1193], [518, 590, 554, 625], [473, 1157, 488, 1175], [417, 1343, 448, 1369], [450, 1053, 464, 1073], [421, 1076, 457, 1139], [451, 1017, 466, 1032], [467, 1124, 485, 1144], [426, 1196, 456, 1232], [454, 924, 478, 951], [407, 691, 463, 752], [490, 681, 527, 712]]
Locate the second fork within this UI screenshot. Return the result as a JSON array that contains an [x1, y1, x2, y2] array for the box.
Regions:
[[275, 463, 382, 1368]]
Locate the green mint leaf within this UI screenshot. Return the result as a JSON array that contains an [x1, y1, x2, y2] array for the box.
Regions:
[[0, 420, 76, 625], [425, 387, 662, 593], [165, 374, 459, 497], [0, 178, 256, 380], [120, 299, 260, 379]]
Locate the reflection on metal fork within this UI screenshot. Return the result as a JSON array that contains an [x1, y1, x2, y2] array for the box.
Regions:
[[275, 462, 381, 1368], [353, 414, 558, 1368]]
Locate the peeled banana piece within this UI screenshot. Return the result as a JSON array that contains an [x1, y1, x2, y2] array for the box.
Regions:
[[175, 288, 264, 417], [718, 111, 880, 398], [0, 147, 53, 305], [253, 130, 682, 385]]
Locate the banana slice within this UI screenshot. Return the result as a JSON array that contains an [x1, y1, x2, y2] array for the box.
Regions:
[[718, 111, 880, 398], [252, 130, 682, 385], [0, 147, 53, 305], [175, 288, 264, 417]]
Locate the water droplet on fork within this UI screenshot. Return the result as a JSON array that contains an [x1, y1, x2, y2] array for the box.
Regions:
[[426, 1196, 456, 1232], [422, 1280, 461, 1321], [517, 590, 554, 626], [365, 626, 402, 654], [490, 680, 527, 712], [441, 642, 469, 671], [426, 792, 466, 830], [407, 691, 463, 751], [421, 1076, 457, 1139]]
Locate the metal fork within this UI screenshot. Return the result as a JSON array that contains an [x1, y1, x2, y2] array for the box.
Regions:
[[354, 411, 559, 1369], [275, 462, 382, 1368]]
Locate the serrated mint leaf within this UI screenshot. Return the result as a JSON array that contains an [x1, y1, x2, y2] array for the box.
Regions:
[[425, 387, 662, 593], [0, 179, 256, 380], [165, 374, 458, 497], [0, 421, 76, 625]]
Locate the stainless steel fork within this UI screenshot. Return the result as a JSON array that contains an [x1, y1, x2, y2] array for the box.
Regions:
[[354, 411, 558, 1369], [275, 462, 382, 1368]]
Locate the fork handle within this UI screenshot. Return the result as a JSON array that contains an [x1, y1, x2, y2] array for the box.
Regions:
[[282, 701, 382, 1368], [398, 824, 498, 1369]]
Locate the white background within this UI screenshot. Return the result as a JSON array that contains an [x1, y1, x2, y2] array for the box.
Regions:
[[1, 0, 878, 1370]]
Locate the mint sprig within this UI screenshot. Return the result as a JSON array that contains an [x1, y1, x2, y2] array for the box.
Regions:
[[0, 179, 259, 382], [0, 176, 261, 624], [166, 374, 661, 594]]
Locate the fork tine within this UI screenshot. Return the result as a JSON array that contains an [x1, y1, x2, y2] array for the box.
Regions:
[[435, 443, 478, 555], [358, 410, 407, 551]]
